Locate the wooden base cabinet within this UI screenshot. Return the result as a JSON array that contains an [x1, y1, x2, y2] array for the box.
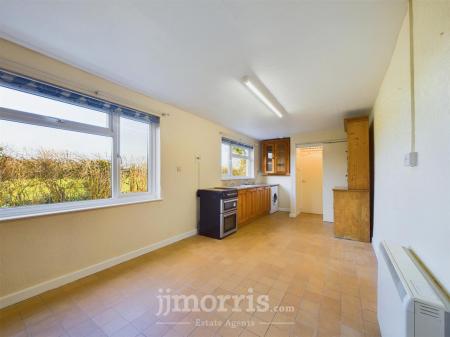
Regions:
[[237, 187, 271, 225], [333, 189, 370, 242]]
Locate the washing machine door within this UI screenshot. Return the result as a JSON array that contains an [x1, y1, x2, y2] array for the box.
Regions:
[[270, 186, 279, 213]]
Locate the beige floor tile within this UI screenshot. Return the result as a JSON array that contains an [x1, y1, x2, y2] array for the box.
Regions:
[[299, 299, 320, 317], [110, 324, 141, 337], [163, 321, 196, 337], [295, 309, 318, 331], [341, 324, 364, 337], [363, 320, 381, 337], [245, 316, 270, 336], [58, 307, 90, 330], [252, 308, 276, 323], [143, 321, 171, 337], [362, 309, 377, 324], [93, 308, 126, 327], [216, 323, 244, 337], [238, 330, 258, 337], [317, 329, 341, 337], [290, 321, 317, 337], [265, 324, 289, 337], [101, 315, 129, 336], [131, 311, 159, 332], [66, 318, 105, 337], [0, 214, 379, 337], [25, 317, 66, 337], [318, 314, 340, 336]]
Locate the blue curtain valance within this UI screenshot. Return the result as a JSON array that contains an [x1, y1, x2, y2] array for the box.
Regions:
[[222, 137, 253, 150], [0, 69, 160, 124]]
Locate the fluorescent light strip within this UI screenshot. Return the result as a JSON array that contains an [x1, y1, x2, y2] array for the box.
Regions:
[[243, 78, 283, 118]]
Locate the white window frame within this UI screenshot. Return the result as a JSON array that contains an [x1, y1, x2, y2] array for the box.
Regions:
[[0, 102, 160, 221], [221, 141, 254, 180]]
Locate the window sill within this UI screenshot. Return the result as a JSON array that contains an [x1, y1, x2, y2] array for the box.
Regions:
[[0, 195, 162, 222]]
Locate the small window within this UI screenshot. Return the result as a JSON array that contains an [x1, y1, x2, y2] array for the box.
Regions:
[[221, 138, 254, 179], [0, 70, 160, 220]]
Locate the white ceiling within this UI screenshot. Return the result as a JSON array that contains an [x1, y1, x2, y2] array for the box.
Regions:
[[0, 0, 407, 139]]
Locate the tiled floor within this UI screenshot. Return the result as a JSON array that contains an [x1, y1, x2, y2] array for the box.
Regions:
[[0, 213, 379, 337]]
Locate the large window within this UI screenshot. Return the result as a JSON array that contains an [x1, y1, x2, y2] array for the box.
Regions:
[[0, 70, 160, 220], [221, 138, 254, 179]]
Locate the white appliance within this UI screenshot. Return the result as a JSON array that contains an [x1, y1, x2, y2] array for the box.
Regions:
[[378, 241, 449, 337], [270, 185, 279, 214]]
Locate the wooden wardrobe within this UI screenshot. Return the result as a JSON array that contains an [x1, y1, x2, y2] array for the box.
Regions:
[[333, 117, 370, 242]]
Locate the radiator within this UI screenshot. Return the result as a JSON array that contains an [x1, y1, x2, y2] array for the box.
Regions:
[[378, 241, 449, 337]]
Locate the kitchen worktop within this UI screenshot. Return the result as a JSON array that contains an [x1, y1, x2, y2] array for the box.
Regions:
[[224, 184, 278, 190]]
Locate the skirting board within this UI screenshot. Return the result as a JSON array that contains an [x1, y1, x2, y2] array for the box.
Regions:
[[289, 209, 301, 218], [0, 229, 197, 309]]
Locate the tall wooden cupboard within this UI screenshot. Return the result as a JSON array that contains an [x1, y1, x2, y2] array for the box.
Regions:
[[333, 117, 371, 242]]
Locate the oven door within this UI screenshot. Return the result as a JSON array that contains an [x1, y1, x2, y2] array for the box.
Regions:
[[221, 198, 238, 213], [220, 210, 237, 238]]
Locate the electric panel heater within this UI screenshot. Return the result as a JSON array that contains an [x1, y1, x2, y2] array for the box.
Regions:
[[378, 241, 449, 337]]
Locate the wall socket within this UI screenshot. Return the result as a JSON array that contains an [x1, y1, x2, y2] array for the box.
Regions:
[[404, 152, 418, 167]]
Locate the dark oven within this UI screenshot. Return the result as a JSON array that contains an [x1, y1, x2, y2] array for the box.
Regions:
[[197, 188, 238, 239]]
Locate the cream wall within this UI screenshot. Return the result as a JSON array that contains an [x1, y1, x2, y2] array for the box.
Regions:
[[0, 39, 258, 300], [372, 1, 450, 293], [322, 142, 348, 222]]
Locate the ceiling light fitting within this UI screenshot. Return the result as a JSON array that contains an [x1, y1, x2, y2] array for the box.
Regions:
[[242, 76, 287, 118]]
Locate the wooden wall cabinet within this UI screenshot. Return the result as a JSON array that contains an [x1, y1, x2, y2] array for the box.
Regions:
[[334, 116, 371, 242], [237, 187, 271, 225], [261, 138, 290, 175]]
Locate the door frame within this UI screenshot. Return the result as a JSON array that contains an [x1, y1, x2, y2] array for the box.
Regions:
[[291, 139, 346, 218]]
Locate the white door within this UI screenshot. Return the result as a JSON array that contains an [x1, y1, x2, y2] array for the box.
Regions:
[[297, 147, 323, 214]]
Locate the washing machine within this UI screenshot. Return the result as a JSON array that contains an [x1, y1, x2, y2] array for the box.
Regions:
[[270, 185, 279, 214]]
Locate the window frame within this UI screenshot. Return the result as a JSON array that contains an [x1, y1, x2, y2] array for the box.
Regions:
[[221, 140, 254, 180], [0, 94, 160, 221]]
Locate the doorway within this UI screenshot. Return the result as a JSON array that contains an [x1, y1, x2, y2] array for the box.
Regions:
[[296, 146, 323, 215]]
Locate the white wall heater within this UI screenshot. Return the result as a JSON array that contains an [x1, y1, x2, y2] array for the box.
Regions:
[[378, 241, 449, 337]]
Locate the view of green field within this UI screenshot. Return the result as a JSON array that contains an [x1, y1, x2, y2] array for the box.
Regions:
[[0, 145, 147, 208]]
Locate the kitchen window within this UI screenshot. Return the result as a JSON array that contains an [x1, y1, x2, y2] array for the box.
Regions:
[[0, 69, 160, 220], [221, 138, 254, 179]]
